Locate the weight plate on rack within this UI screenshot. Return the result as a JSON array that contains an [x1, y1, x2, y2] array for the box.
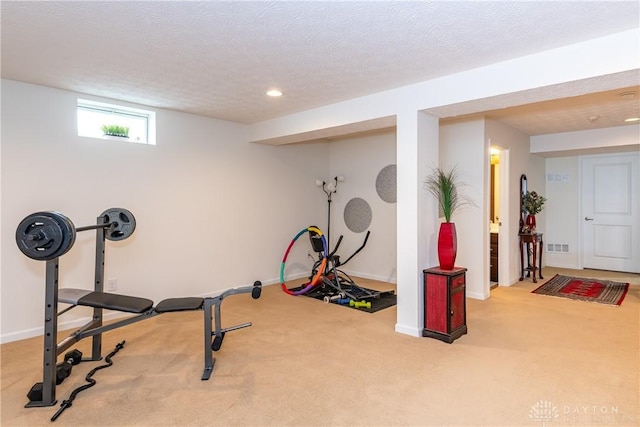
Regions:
[[100, 208, 136, 241], [15, 211, 76, 260], [54, 211, 77, 258]]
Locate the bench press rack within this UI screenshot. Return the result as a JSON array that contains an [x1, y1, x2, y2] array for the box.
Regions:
[[16, 209, 261, 408]]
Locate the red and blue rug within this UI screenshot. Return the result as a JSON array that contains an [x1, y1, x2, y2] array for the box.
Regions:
[[532, 274, 629, 306]]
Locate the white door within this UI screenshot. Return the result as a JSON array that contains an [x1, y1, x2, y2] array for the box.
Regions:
[[581, 153, 639, 273]]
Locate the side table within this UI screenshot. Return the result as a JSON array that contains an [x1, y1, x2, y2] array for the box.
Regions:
[[519, 233, 544, 283], [423, 267, 467, 343]]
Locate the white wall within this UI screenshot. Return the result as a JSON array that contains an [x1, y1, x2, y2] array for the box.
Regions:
[[328, 131, 397, 283], [0, 80, 329, 342], [439, 120, 486, 299], [544, 157, 581, 269]]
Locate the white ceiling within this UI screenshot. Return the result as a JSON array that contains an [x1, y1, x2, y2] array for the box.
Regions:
[[1, 1, 639, 136]]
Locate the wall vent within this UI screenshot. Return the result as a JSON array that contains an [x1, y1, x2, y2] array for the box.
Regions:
[[547, 172, 569, 182], [547, 243, 569, 253]]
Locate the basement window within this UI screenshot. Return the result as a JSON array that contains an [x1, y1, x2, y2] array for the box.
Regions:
[[77, 99, 156, 145]]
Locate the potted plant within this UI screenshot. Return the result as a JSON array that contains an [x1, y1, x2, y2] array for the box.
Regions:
[[522, 190, 546, 232], [425, 165, 474, 270], [101, 124, 130, 138]]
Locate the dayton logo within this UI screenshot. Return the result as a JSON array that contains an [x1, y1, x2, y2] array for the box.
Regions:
[[529, 400, 559, 425]]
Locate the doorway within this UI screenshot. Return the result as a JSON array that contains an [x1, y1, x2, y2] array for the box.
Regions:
[[489, 145, 509, 289], [581, 152, 639, 273]]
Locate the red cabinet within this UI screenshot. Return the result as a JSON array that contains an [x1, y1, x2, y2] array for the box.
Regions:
[[423, 267, 467, 343]]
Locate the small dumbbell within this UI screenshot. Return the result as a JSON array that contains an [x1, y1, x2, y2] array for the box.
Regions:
[[323, 293, 346, 303], [56, 363, 72, 385], [64, 349, 83, 365], [27, 382, 43, 402], [349, 300, 372, 309], [337, 298, 351, 305], [55, 349, 83, 385]]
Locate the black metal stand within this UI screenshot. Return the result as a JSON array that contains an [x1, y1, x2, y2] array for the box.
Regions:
[[318, 176, 342, 249]]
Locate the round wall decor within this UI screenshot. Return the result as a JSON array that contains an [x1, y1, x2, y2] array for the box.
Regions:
[[343, 197, 372, 233], [376, 164, 396, 203]]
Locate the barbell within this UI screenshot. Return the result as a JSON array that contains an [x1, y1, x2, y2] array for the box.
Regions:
[[15, 208, 136, 261]]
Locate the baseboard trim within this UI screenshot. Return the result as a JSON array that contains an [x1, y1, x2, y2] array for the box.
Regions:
[[467, 290, 489, 300], [545, 262, 581, 270], [394, 323, 421, 337]]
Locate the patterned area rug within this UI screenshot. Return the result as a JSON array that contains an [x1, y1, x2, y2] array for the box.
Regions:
[[532, 274, 629, 306]]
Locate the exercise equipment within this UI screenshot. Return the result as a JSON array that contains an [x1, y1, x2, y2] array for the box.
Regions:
[[280, 224, 394, 305], [55, 350, 82, 385], [307, 228, 387, 302], [280, 226, 328, 295], [51, 341, 126, 422], [16, 208, 262, 408], [315, 175, 344, 248], [349, 300, 372, 309], [27, 349, 82, 401], [323, 293, 345, 303], [15, 208, 135, 261]]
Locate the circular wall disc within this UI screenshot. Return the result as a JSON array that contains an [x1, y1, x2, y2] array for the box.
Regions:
[[343, 197, 372, 233], [376, 164, 397, 203]]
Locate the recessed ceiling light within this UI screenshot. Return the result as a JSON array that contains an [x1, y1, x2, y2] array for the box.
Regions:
[[266, 89, 283, 97], [624, 117, 640, 122]]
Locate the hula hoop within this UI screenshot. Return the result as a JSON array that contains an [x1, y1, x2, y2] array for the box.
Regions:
[[280, 226, 328, 295]]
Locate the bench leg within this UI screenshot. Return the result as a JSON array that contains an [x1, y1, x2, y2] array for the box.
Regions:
[[200, 282, 261, 380], [202, 299, 216, 380]]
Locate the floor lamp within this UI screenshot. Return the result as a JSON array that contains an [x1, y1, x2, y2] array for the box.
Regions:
[[316, 175, 344, 249]]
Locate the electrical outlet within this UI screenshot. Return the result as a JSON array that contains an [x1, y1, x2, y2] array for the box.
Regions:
[[107, 278, 117, 291]]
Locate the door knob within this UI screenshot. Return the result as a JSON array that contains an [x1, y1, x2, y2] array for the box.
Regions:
[[584, 217, 594, 221]]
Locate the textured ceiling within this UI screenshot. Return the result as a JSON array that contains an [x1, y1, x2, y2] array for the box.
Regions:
[[1, 1, 639, 135]]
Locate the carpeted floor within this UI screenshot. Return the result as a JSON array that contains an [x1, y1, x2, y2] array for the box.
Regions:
[[532, 274, 630, 305], [1, 269, 638, 426]]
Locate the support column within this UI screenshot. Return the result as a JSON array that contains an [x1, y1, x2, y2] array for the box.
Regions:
[[395, 110, 439, 336]]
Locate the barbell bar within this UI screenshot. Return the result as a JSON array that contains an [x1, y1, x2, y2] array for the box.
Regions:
[[15, 208, 136, 261]]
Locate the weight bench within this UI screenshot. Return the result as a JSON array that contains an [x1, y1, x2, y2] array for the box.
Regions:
[[57, 283, 261, 380], [31, 282, 262, 408], [15, 208, 263, 408]]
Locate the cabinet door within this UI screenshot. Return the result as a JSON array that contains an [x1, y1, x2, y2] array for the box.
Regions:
[[450, 288, 465, 331], [425, 273, 447, 333]]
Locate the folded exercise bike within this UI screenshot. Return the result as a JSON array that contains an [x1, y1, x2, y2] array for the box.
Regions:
[[306, 227, 391, 302]]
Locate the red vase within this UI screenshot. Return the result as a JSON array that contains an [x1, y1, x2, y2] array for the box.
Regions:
[[437, 222, 457, 270], [526, 214, 536, 231]]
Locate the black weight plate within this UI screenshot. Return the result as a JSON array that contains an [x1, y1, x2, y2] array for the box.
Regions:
[[100, 208, 136, 241], [15, 212, 75, 261], [50, 211, 76, 259]]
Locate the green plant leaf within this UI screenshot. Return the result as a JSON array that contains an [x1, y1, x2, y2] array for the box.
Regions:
[[424, 165, 475, 222]]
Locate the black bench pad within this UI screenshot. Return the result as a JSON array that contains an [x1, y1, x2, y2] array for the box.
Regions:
[[77, 292, 154, 313], [58, 289, 203, 314], [155, 297, 204, 313]]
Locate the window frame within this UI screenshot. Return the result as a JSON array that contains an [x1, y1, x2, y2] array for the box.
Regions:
[[77, 99, 156, 145]]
